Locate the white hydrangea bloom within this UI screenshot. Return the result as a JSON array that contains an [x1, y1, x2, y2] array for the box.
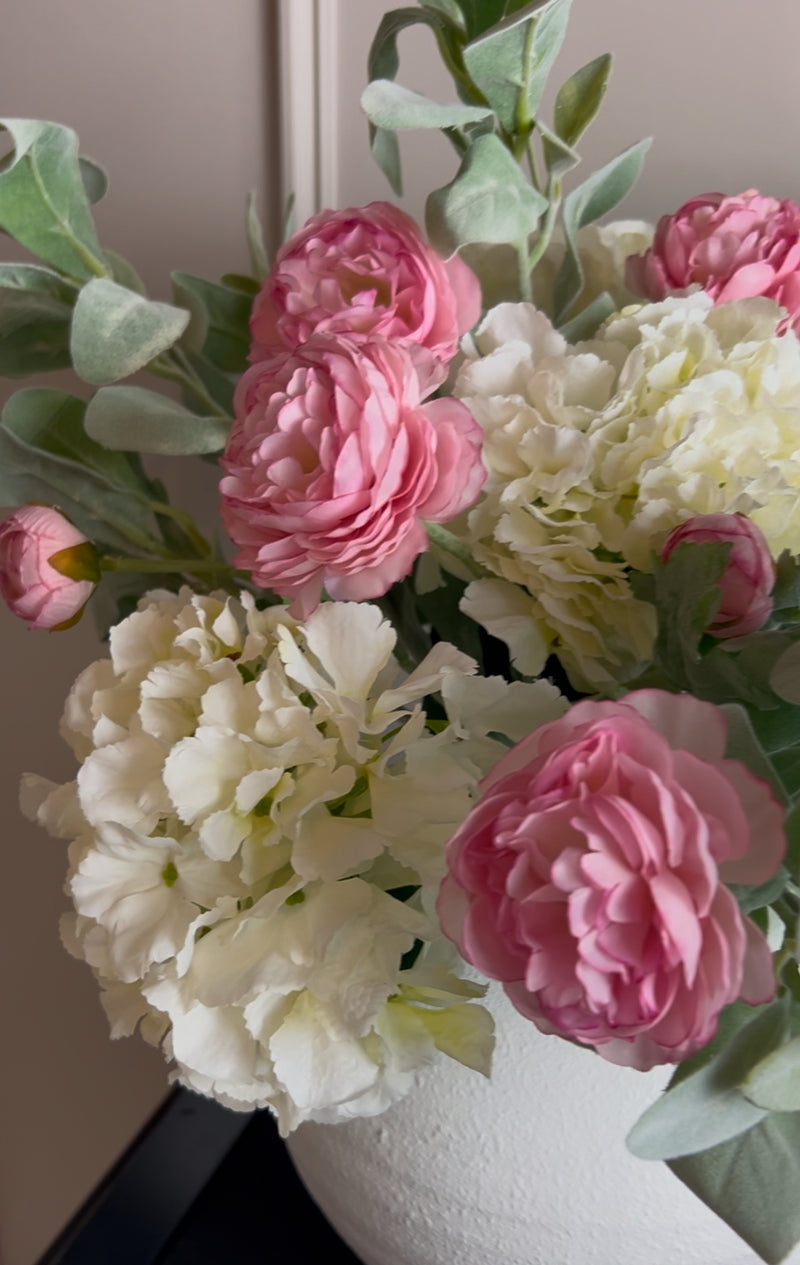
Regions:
[[456, 293, 800, 688], [26, 588, 561, 1132]]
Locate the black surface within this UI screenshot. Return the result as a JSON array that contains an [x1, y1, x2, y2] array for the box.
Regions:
[[38, 1089, 364, 1265]]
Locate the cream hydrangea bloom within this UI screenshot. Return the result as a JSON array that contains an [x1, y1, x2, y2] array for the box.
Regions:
[[455, 293, 800, 688], [24, 588, 562, 1132]]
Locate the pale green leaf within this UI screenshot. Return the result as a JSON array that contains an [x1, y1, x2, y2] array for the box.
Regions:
[[245, 191, 269, 280], [85, 385, 229, 457], [0, 119, 107, 281], [554, 137, 651, 322], [426, 133, 548, 252], [670, 1113, 800, 1265], [0, 263, 76, 376], [71, 278, 189, 385], [171, 272, 251, 374], [720, 702, 790, 806], [771, 642, 800, 705], [361, 79, 493, 130], [554, 53, 612, 147], [0, 388, 161, 552], [103, 249, 145, 296], [557, 290, 616, 342], [741, 1037, 800, 1111], [366, 6, 449, 193], [536, 119, 580, 177], [626, 1001, 788, 1160], [459, 0, 536, 39], [420, 0, 465, 29], [78, 156, 108, 206], [462, 0, 572, 134]]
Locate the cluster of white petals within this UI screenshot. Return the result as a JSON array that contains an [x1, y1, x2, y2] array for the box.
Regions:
[[24, 588, 563, 1132], [455, 293, 800, 688]]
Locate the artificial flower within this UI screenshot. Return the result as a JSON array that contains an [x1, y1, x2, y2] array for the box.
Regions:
[[0, 504, 98, 629], [24, 588, 561, 1130], [438, 690, 785, 1070], [660, 513, 776, 639], [249, 200, 481, 368], [626, 189, 800, 331], [455, 293, 800, 687], [220, 335, 485, 617]]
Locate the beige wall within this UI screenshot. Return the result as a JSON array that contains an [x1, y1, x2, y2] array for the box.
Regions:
[[0, 4, 279, 1263], [335, 0, 800, 222]]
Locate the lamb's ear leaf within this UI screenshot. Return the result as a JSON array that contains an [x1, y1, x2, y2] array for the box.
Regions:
[[554, 137, 651, 322], [426, 133, 548, 253], [0, 388, 162, 552], [0, 119, 107, 281], [85, 385, 229, 457], [71, 279, 189, 385]]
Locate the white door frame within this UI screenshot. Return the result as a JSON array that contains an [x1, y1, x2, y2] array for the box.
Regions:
[[278, 0, 342, 227]]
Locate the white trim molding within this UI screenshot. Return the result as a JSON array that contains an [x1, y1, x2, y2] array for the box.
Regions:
[[278, 0, 341, 228]]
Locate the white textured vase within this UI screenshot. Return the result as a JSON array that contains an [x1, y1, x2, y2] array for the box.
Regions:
[[286, 986, 800, 1265]]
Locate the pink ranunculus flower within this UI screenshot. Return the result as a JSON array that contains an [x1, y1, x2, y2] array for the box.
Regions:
[[249, 201, 481, 367], [438, 689, 785, 1070], [626, 190, 800, 331], [219, 335, 486, 617], [660, 513, 776, 639], [0, 505, 98, 629]]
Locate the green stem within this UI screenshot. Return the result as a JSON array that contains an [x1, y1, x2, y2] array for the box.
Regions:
[[527, 180, 562, 274], [101, 555, 240, 577], [149, 351, 230, 421], [424, 523, 490, 581], [525, 135, 543, 194], [150, 500, 212, 557], [433, 27, 485, 106], [515, 238, 533, 303]]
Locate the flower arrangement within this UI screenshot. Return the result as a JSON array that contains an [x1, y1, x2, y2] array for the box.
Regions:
[[3, 0, 800, 1260]]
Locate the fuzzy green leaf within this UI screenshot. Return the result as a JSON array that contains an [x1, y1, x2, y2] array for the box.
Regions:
[[0, 263, 77, 376], [71, 279, 189, 385], [462, 0, 572, 134], [85, 385, 229, 457], [741, 1037, 800, 1112], [557, 290, 616, 342], [170, 272, 251, 374], [245, 192, 269, 280], [553, 137, 651, 321], [458, 0, 536, 39], [361, 79, 493, 130], [78, 156, 108, 206], [102, 249, 145, 296], [670, 1113, 800, 1265], [426, 132, 548, 252], [366, 7, 449, 194], [554, 53, 612, 147], [627, 1002, 789, 1161], [0, 388, 161, 552], [0, 119, 107, 281]]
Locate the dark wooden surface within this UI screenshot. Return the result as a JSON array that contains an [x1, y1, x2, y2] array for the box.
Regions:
[[38, 1089, 364, 1264]]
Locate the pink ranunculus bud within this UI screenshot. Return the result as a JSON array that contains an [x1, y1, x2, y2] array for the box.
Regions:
[[626, 190, 800, 332], [660, 512, 776, 639], [0, 505, 99, 629], [249, 201, 482, 368], [219, 335, 486, 618], [438, 690, 785, 1070]]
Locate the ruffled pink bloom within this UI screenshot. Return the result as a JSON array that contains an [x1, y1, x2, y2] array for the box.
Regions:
[[439, 690, 784, 1070], [627, 190, 800, 330], [219, 336, 486, 617], [661, 513, 776, 639], [249, 201, 481, 367], [0, 505, 97, 629]]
